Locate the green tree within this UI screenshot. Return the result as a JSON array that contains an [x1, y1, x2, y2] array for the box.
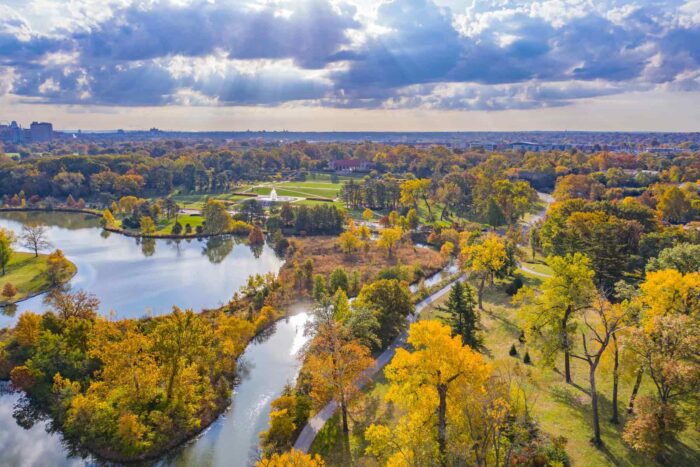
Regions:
[[0, 227, 15, 275], [438, 281, 480, 348], [329, 267, 349, 294], [202, 199, 233, 234], [140, 216, 156, 234], [355, 279, 413, 347], [515, 253, 595, 384]]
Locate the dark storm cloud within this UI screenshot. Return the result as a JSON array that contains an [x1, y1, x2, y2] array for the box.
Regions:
[[2, 0, 700, 109]]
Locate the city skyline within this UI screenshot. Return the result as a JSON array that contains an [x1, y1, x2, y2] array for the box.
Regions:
[[1, 0, 700, 131]]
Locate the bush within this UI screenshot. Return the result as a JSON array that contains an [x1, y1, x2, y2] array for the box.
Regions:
[[505, 275, 524, 296], [509, 344, 518, 357], [523, 351, 532, 365], [231, 220, 253, 235], [185, 224, 192, 234], [2, 282, 18, 299], [518, 329, 526, 344], [171, 221, 183, 235], [195, 225, 204, 234]]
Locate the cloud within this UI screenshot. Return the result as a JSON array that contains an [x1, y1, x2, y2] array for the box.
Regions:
[[1, 0, 700, 110]]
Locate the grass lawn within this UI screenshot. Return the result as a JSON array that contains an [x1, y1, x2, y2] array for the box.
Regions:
[[0, 252, 77, 304], [154, 214, 204, 234], [519, 251, 555, 276], [311, 272, 700, 466]]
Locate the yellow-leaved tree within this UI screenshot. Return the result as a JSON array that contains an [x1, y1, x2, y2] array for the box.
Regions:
[[460, 233, 507, 309], [365, 320, 491, 466], [257, 449, 325, 466]]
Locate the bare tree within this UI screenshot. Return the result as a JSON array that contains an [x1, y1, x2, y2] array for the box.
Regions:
[[21, 224, 50, 257], [571, 294, 628, 446]]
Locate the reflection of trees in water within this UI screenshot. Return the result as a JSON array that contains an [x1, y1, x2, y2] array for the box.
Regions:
[[203, 236, 234, 264], [140, 238, 156, 257], [0, 212, 99, 230], [250, 244, 263, 259], [167, 239, 183, 256], [12, 393, 44, 430], [100, 229, 111, 239], [1, 303, 17, 317]]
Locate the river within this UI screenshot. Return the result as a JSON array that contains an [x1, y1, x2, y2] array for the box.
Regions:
[[0, 211, 312, 467]]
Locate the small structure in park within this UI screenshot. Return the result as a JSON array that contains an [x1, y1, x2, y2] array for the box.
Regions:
[[258, 186, 297, 205]]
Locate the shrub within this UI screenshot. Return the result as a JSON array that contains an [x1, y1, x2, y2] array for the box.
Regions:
[[509, 344, 518, 357], [171, 221, 183, 235], [185, 224, 192, 234], [195, 225, 204, 234], [231, 220, 253, 235], [523, 351, 532, 365], [505, 275, 524, 296], [2, 282, 18, 299]]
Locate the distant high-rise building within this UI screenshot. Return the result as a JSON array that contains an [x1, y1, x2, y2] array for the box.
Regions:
[[0, 121, 23, 143], [30, 121, 53, 142]]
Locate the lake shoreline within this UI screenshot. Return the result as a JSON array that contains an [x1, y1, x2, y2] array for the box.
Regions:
[[0, 252, 77, 307]]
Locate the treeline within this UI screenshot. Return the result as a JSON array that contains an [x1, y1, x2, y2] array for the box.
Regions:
[[2, 140, 698, 204]]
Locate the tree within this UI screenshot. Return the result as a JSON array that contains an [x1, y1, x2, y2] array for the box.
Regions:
[[329, 267, 349, 294], [440, 241, 454, 258], [14, 311, 42, 347], [45, 289, 100, 320], [623, 315, 700, 457], [460, 234, 507, 310], [139, 216, 156, 234], [439, 281, 480, 348], [305, 298, 374, 435], [45, 249, 73, 284], [646, 243, 700, 274], [400, 178, 433, 219], [377, 228, 401, 257], [365, 321, 490, 465], [21, 224, 50, 257], [151, 307, 210, 402], [362, 208, 373, 222], [406, 208, 419, 231], [0, 227, 15, 275], [516, 253, 595, 383], [657, 186, 690, 224], [280, 203, 295, 226], [355, 279, 413, 347], [570, 296, 628, 446], [2, 282, 17, 300], [202, 199, 233, 234], [338, 230, 362, 255], [257, 450, 325, 467], [102, 209, 116, 228]]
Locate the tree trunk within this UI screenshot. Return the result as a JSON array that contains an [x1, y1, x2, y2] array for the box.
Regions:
[[590, 366, 602, 446], [340, 390, 349, 434], [437, 383, 448, 465], [562, 305, 573, 383], [627, 368, 643, 414], [611, 334, 620, 424], [477, 276, 485, 310]]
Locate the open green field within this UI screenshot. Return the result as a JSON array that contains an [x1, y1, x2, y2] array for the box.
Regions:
[[154, 213, 205, 234], [1, 252, 77, 304], [311, 272, 700, 466]]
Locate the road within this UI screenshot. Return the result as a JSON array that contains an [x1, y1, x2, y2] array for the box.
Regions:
[[293, 192, 554, 453]]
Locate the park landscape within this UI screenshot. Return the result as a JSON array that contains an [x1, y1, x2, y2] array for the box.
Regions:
[[0, 141, 698, 467], [2, 0, 700, 466]]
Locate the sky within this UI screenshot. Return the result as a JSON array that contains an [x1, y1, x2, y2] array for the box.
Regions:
[[1, 0, 700, 131]]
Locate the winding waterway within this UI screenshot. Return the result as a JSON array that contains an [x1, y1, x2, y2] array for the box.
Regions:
[[0, 211, 311, 467]]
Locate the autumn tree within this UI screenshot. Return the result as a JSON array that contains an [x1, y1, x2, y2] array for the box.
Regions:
[[45, 249, 73, 284], [45, 289, 100, 320], [657, 185, 690, 223], [102, 209, 117, 228], [645, 243, 700, 274], [516, 253, 595, 383], [257, 449, 325, 467], [202, 199, 233, 234], [305, 298, 374, 435], [0, 227, 15, 275], [21, 224, 50, 257], [623, 315, 700, 457], [248, 226, 265, 245], [377, 227, 401, 257], [338, 230, 362, 255], [460, 233, 507, 310], [2, 282, 17, 300], [139, 215, 156, 234], [365, 320, 490, 465], [400, 178, 433, 220]]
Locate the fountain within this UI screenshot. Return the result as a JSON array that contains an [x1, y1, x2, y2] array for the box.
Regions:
[[258, 185, 297, 205]]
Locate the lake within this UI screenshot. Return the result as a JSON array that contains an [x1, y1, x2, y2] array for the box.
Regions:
[[0, 211, 311, 467]]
